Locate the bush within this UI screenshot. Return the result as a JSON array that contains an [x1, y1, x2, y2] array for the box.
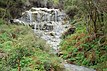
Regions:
[[0, 8, 6, 18], [65, 6, 78, 19], [0, 24, 64, 71], [60, 22, 107, 70], [0, 19, 5, 25]]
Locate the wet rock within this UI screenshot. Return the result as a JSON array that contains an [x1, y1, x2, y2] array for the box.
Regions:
[[29, 0, 54, 8], [64, 64, 96, 71], [66, 27, 75, 35], [10, 19, 14, 24], [49, 32, 55, 36], [29, 24, 35, 29], [57, 52, 63, 57], [62, 26, 76, 38], [12, 19, 24, 25]]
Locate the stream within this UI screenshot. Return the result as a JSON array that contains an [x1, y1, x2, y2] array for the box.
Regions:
[[14, 7, 96, 71]]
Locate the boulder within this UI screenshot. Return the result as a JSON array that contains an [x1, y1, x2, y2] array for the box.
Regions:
[[62, 26, 76, 38]]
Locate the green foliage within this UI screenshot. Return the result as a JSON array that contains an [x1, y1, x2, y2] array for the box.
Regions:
[[64, 0, 78, 8], [60, 22, 107, 70], [65, 6, 78, 19], [0, 19, 5, 25], [64, 0, 107, 38], [62, 1, 107, 70], [0, 24, 63, 71], [0, 0, 27, 19], [0, 8, 6, 18], [64, 0, 80, 19], [53, 0, 59, 4]]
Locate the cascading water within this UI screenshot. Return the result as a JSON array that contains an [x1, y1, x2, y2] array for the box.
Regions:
[[28, 10, 32, 23], [14, 7, 70, 53], [14, 7, 96, 71]]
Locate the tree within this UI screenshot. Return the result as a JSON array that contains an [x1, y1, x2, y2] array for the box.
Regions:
[[80, 0, 107, 37]]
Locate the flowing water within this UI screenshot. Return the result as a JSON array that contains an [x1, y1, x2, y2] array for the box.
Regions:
[[14, 7, 96, 71]]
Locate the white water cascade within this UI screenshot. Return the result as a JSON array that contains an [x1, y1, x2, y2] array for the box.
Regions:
[[14, 7, 96, 71], [14, 7, 70, 53]]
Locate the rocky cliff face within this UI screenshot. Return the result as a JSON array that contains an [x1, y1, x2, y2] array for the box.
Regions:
[[28, 0, 54, 8], [24, 0, 65, 11]]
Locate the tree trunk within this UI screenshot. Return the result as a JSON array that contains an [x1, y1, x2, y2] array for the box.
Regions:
[[18, 59, 21, 71]]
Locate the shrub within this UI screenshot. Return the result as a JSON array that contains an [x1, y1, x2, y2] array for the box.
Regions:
[[0, 8, 6, 18], [65, 6, 78, 19], [0, 19, 5, 25], [60, 22, 107, 70], [0, 24, 64, 71]]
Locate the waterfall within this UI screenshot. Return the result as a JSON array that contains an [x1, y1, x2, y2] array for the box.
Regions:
[[14, 7, 70, 51], [13, 7, 96, 71], [28, 10, 32, 23]]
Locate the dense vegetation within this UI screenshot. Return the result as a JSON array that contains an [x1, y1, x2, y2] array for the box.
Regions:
[[0, 0, 66, 71], [60, 0, 107, 71], [0, 0, 27, 20], [0, 24, 64, 71], [0, 0, 107, 71], [60, 23, 107, 71]]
